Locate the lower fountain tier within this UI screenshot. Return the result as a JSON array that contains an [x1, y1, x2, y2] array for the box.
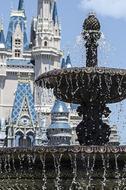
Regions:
[[36, 67, 126, 104], [0, 146, 126, 190]]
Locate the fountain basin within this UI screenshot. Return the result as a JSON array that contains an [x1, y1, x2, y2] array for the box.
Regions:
[[36, 67, 126, 104], [1, 146, 126, 189]]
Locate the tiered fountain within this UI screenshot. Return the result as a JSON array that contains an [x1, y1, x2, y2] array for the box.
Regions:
[[1, 13, 126, 190]]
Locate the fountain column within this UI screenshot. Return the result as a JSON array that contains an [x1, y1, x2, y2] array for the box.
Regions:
[[76, 13, 111, 145], [83, 13, 101, 67]]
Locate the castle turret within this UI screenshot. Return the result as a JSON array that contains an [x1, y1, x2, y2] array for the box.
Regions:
[[61, 54, 72, 69], [31, 0, 62, 114], [0, 21, 5, 49], [61, 58, 66, 69], [65, 54, 72, 68], [47, 100, 72, 146], [6, 0, 29, 58], [31, 0, 62, 78]]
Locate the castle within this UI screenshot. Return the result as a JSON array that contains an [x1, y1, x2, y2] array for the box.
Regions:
[[0, 0, 119, 147]]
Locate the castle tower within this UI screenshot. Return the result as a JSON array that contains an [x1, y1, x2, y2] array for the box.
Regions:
[[31, 0, 62, 113], [47, 99, 72, 146], [6, 0, 30, 58], [0, 0, 33, 132], [31, 0, 62, 78]]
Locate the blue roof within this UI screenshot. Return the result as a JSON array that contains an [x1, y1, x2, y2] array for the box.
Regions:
[[61, 58, 66, 68], [6, 13, 29, 50], [11, 82, 36, 125], [0, 29, 5, 45], [6, 59, 33, 66], [18, 0, 24, 10], [51, 100, 69, 113], [70, 103, 79, 110], [61, 55, 72, 69], [66, 54, 72, 68], [49, 122, 71, 129], [52, 1, 58, 25]]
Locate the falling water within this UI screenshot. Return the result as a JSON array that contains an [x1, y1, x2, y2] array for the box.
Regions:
[[53, 153, 62, 190], [40, 154, 47, 190], [99, 32, 112, 67], [69, 153, 82, 190], [101, 154, 107, 189], [115, 154, 121, 189]]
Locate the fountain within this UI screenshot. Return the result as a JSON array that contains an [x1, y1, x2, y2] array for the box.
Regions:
[[36, 13, 126, 146], [1, 13, 126, 189]]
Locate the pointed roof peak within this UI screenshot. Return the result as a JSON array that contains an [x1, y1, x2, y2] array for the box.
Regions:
[[52, 1, 58, 25], [0, 19, 5, 48], [66, 54, 72, 68], [18, 0, 24, 11], [61, 58, 66, 68], [51, 99, 69, 114]]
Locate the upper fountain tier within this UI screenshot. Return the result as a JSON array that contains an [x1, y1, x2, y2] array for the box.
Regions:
[[35, 13, 126, 105]]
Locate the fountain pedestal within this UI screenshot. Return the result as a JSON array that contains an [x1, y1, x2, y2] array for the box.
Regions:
[[76, 103, 111, 145]]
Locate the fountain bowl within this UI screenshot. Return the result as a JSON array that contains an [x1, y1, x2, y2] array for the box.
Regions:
[[0, 146, 126, 189], [35, 67, 126, 104]]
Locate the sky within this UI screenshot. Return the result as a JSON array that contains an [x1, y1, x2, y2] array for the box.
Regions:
[[0, 0, 126, 143], [0, 0, 126, 68]]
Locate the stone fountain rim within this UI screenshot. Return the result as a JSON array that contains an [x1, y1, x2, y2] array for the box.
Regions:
[[1, 146, 126, 155], [35, 67, 126, 84]]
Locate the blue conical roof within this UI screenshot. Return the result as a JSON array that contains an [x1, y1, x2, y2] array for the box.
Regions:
[[18, 0, 24, 10], [51, 100, 69, 113], [61, 58, 66, 68], [52, 1, 58, 25], [0, 20, 5, 48], [0, 30, 5, 44], [66, 54, 72, 68]]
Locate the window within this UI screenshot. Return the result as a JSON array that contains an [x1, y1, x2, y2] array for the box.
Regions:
[[15, 39, 21, 46], [15, 49, 21, 57], [44, 41, 48, 47]]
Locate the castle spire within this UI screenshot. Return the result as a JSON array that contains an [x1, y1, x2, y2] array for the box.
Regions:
[[61, 58, 66, 68], [52, 1, 58, 25], [0, 19, 5, 48], [18, 0, 24, 11], [66, 54, 72, 68]]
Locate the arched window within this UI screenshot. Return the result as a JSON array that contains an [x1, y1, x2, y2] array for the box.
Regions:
[[26, 132, 35, 147], [44, 41, 48, 47], [15, 131, 24, 147]]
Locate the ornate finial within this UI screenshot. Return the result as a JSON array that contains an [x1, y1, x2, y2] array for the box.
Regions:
[[82, 13, 101, 67], [83, 12, 100, 31]]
